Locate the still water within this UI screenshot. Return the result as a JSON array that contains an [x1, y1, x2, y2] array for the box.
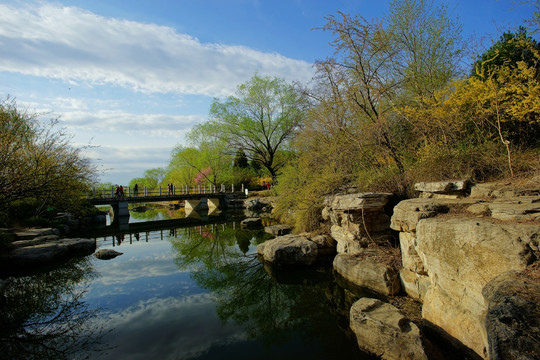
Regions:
[[1, 206, 376, 360]]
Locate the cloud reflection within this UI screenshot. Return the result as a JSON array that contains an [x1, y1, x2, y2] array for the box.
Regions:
[[96, 294, 247, 360]]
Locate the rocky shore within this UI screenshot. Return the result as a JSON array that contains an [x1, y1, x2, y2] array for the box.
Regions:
[[256, 177, 540, 360], [0, 227, 96, 276]]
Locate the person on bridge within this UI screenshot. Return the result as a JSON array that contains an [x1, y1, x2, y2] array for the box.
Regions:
[[134, 184, 139, 196]]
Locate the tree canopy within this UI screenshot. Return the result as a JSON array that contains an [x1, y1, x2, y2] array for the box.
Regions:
[[203, 74, 308, 179], [0, 97, 96, 224]]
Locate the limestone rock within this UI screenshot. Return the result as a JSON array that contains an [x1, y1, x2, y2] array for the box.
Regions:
[[257, 234, 335, 265], [325, 193, 394, 254], [240, 217, 262, 229], [399, 232, 425, 274], [333, 251, 401, 296], [416, 218, 539, 357], [349, 298, 428, 360], [399, 269, 430, 301], [488, 196, 540, 221], [264, 224, 293, 236], [95, 249, 124, 260], [483, 271, 540, 360], [324, 192, 392, 212], [415, 180, 471, 198], [390, 198, 479, 232]]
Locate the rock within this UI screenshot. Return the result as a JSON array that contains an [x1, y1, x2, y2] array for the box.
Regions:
[[325, 193, 395, 254], [1, 238, 96, 267], [10, 235, 60, 249], [399, 269, 430, 301], [240, 217, 262, 229], [399, 232, 425, 275], [483, 270, 540, 360], [324, 192, 392, 212], [333, 251, 401, 296], [470, 181, 539, 199], [415, 180, 471, 198], [467, 203, 490, 215], [488, 196, 540, 221], [416, 218, 539, 357], [349, 298, 428, 360], [257, 234, 335, 265], [243, 197, 274, 211], [95, 249, 124, 260], [264, 224, 293, 236], [390, 198, 479, 232], [14, 227, 60, 240]]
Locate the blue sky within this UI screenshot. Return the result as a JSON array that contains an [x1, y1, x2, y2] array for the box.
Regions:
[[0, 0, 535, 185]]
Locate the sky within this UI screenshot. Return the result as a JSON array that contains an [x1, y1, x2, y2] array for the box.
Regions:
[[0, 0, 535, 185]]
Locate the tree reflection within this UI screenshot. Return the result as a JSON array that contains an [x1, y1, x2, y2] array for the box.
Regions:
[[0, 257, 108, 360], [169, 223, 365, 357]]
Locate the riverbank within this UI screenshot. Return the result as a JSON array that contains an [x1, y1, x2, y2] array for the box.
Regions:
[[256, 176, 540, 360]]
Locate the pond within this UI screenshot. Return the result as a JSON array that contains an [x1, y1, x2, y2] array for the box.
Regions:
[[1, 207, 377, 360]]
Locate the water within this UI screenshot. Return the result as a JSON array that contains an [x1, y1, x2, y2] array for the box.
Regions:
[[0, 207, 376, 360]]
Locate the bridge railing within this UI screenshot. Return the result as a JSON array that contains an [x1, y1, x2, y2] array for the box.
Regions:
[[87, 184, 245, 199]]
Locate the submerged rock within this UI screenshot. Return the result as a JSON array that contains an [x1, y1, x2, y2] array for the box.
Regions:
[[350, 298, 427, 360]]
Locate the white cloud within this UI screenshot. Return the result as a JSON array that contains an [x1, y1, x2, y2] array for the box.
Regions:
[[0, 2, 314, 97]]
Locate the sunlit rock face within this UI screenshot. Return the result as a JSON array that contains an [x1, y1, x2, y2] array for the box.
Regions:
[[322, 193, 394, 254], [390, 178, 540, 359], [333, 251, 401, 296]]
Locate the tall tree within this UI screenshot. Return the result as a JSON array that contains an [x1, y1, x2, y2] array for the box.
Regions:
[[388, 0, 463, 101], [319, 12, 405, 173], [0, 97, 96, 220], [204, 74, 308, 178]]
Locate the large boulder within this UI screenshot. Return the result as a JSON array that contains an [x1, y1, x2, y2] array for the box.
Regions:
[[483, 269, 540, 360], [349, 298, 428, 360], [416, 218, 539, 357], [257, 234, 335, 266], [1, 238, 96, 269], [333, 250, 401, 296]]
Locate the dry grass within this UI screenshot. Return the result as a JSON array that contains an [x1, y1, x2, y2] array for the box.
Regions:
[[352, 245, 403, 270], [519, 261, 540, 283]]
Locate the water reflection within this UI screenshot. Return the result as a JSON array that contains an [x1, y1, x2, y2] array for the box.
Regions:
[[1, 211, 374, 360], [170, 223, 372, 359], [0, 257, 109, 360]]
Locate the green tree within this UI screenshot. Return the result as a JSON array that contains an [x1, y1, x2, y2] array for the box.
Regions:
[[0, 97, 96, 223], [205, 74, 308, 179], [233, 148, 249, 168], [472, 27, 540, 79], [388, 0, 463, 100]]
